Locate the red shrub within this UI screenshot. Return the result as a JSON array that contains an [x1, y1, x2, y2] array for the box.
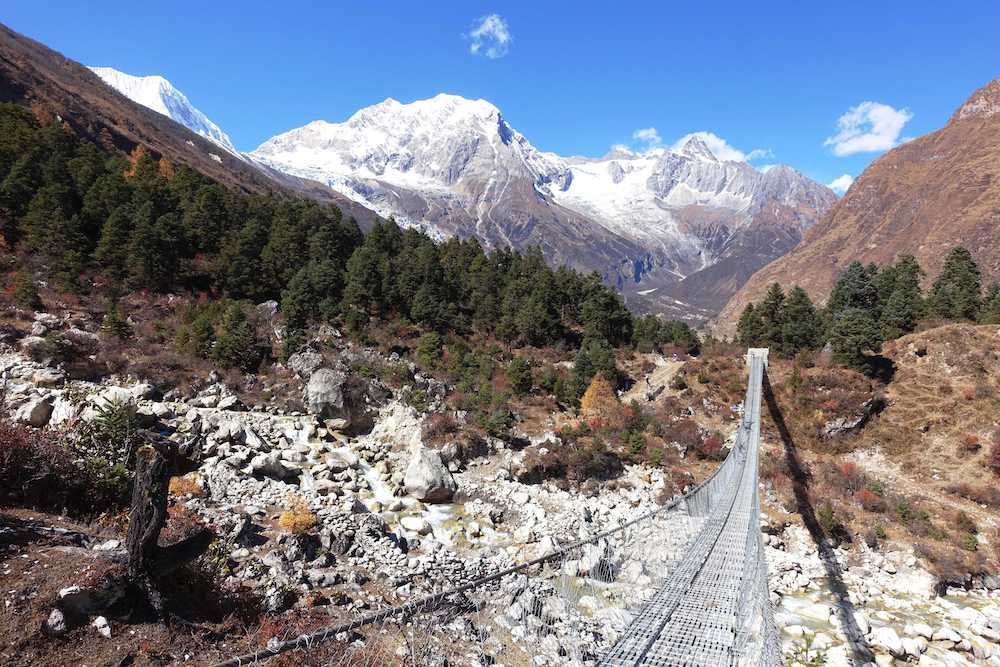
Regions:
[[0, 419, 89, 513], [960, 433, 982, 453], [856, 488, 886, 513]]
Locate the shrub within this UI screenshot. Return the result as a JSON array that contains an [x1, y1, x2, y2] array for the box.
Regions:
[[580, 374, 624, 429], [0, 420, 87, 512], [10, 269, 41, 311], [960, 433, 982, 454], [817, 503, 848, 543], [422, 412, 459, 440], [954, 510, 978, 535], [277, 494, 318, 534], [987, 440, 1000, 477], [946, 482, 1000, 507], [856, 488, 886, 513], [507, 356, 533, 395], [697, 434, 726, 461], [669, 374, 688, 391], [960, 533, 978, 552]]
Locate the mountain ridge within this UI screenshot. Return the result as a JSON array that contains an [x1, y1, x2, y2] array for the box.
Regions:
[[715, 74, 1000, 334], [250, 94, 837, 320]]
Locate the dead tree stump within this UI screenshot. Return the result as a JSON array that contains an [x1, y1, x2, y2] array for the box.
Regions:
[[124, 437, 213, 617]]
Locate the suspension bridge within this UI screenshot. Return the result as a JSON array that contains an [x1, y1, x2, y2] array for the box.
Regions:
[[213, 349, 779, 667]]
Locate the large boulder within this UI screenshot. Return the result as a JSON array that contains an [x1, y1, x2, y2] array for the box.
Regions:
[[304, 369, 374, 434], [287, 351, 324, 378], [15, 395, 54, 427], [403, 446, 457, 503]]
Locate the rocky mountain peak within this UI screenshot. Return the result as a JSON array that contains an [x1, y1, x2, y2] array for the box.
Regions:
[[680, 135, 718, 162], [88, 66, 238, 154], [948, 75, 1000, 125]]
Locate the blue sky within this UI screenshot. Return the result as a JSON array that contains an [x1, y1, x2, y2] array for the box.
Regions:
[[4, 1, 1000, 192]]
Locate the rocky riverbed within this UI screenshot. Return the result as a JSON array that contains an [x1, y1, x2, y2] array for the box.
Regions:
[[3, 327, 999, 664]]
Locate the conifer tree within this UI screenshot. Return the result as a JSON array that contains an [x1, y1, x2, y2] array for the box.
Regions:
[[828, 307, 881, 370], [758, 283, 786, 351], [827, 261, 879, 317], [781, 286, 822, 352], [736, 303, 764, 348], [212, 304, 259, 371], [930, 247, 981, 320], [980, 283, 1000, 324]]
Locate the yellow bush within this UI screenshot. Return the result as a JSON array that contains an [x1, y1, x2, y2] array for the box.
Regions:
[[580, 375, 624, 429], [277, 494, 318, 534]]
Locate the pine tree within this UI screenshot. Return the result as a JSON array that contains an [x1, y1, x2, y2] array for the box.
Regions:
[[980, 283, 1000, 324], [736, 303, 764, 348], [10, 269, 41, 311], [781, 286, 822, 352], [212, 305, 259, 371], [828, 307, 882, 370], [758, 283, 786, 351], [507, 356, 532, 395], [930, 247, 981, 320], [828, 261, 879, 316]]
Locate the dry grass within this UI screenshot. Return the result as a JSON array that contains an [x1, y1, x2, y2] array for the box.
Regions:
[[169, 472, 206, 497], [277, 494, 318, 534]]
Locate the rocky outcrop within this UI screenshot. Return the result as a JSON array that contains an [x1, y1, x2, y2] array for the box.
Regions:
[[403, 446, 457, 503], [304, 369, 375, 435]]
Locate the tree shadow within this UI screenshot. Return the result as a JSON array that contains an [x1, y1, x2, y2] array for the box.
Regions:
[[863, 354, 896, 384], [762, 370, 874, 664]]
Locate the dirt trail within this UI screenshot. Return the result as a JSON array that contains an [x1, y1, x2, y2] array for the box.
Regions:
[[622, 358, 684, 405]]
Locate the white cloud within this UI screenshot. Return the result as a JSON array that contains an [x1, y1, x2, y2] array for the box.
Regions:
[[632, 127, 662, 148], [823, 101, 913, 156], [669, 131, 772, 163], [746, 148, 775, 161], [827, 174, 854, 195], [467, 14, 511, 59]]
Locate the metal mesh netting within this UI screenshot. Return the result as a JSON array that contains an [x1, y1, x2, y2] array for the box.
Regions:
[[211, 350, 778, 667]]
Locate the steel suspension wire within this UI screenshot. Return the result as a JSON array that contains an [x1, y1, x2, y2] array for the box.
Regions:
[[207, 349, 778, 667]]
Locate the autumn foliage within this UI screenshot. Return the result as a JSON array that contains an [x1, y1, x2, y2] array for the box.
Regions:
[[579, 374, 624, 429]]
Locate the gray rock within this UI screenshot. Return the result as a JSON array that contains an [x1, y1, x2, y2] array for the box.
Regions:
[[250, 453, 298, 481], [287, 351, 324, 378], [403, 447, 457, 503], [15, 395, 54, 427], [304, 369, 373, 434], [43, 608, 67, 636], [92, 615, 112, 639]]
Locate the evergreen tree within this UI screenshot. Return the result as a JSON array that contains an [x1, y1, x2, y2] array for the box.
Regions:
[[980, 283, 1000, 324], [10, 269, 41, 311], [827, 261, 879, 317], [757, 283, 786, 351], [212, 304, 259, 371], [781, 286, 822, 352], [930, 247, 982, 320], [828, 307, 882, 370], [507, 356, 532, 395], [736, 303, 764, 348]]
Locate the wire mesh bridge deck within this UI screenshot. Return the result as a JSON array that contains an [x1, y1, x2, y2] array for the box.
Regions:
[[212, 349, 780, 667]]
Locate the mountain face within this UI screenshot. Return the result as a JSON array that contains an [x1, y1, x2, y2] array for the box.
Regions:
[[88, 67, 237, 154], [716, 74, 1000, 334], [251, 95, 836, 320], [0, 23, 377, 226], [2, 20, 834, 322]]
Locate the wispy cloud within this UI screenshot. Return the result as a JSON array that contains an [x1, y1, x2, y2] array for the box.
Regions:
[[827, 174, 854, 195], [632, 127, 662, 148], [824, 101, 913, 156], [466, 14, 511, 59]]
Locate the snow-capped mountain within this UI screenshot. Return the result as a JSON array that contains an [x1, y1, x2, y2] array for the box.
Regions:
[[89, 67, 238, 154], [87, 69, 834, 320], [252, 94, 836, 319]]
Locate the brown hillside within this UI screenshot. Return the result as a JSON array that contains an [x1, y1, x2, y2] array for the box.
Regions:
[[0, 22, 378, 226], [715, 75, 1000, 335]]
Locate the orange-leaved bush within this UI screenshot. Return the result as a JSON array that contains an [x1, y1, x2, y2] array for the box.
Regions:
[[579, 374, 624, 429]]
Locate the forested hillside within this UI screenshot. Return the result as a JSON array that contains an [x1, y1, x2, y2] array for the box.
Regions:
[[0, 103, 698, 392]]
